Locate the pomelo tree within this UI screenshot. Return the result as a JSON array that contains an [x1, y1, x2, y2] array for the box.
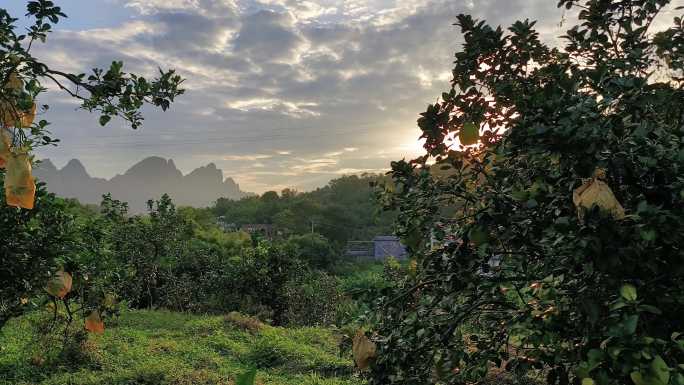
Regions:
[[0, 0, 183, 330], [369, 1, 684, 384]]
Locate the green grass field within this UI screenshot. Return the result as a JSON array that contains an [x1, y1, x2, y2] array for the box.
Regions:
[[0, 310, 363, 385]]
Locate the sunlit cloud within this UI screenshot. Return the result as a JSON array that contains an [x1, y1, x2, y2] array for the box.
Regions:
[[332, 167, 388, 175], [223, 154, 273, 161], [226, 98, 320, 118], [31, 0, 607, 193], [325, 147, 359, 157]]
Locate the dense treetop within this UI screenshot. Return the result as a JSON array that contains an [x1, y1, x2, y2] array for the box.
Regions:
[[369, 1, 684, 384]]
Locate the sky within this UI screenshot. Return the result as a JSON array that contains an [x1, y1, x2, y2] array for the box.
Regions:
[[4, 0, 682, 193]]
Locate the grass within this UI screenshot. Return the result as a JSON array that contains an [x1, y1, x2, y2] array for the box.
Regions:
[[0, 309, 363, 385]]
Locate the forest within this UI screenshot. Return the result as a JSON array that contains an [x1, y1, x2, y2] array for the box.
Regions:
[[1, 1, 683, 385]]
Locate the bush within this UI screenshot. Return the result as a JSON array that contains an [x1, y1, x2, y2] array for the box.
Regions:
[[286, 233, 335, 269], [223, 243, 306, 325], [283, 271, 341, 326], [0, 180, 79, 329], [370, 2, 684, 384]]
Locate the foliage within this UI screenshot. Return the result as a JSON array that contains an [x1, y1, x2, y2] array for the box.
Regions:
[[22, 192, 369, 327], [214, 174, 396, 249], [0, 179, 77, 329], [283, 271, 341, 326], [370, 1, 684, 384], [0, 0, 182, 329], [105, 194, 194, 309], [194, 226, 252, 256], [228, 243, 307, 325], [286, 233, 335, 268]]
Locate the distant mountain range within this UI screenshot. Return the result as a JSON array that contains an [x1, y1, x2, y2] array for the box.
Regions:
[[33, 157, 251, 212]]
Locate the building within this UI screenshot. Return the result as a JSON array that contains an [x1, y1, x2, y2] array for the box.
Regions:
[[373, 236, 408, 260], [345, 236, 408, 261], [240, 224, 276, 239], [217, 216, 237, 232]]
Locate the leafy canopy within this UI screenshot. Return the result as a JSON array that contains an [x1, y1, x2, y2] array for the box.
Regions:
[[370, 1, 684, 384], [0, 0, 183, 328]]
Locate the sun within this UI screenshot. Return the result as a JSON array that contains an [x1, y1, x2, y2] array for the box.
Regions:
[[399, 136, 427, 157]]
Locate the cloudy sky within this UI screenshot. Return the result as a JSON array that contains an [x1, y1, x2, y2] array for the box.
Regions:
[[4, 0, 681, 193]]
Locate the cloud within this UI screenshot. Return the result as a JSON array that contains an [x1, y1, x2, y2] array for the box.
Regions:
[[331, 167, 388, 175], [226, 98, 320, 118], [123, 0, 238, 17], [34, 0, 669, 193], [222, 154, 273, 161], [325, 147, 358, 157], [233, 10, 305, 63]]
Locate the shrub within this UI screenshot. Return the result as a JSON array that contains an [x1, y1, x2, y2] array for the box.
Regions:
[[370, 1, 684, 385], [0, 181, 78, 329], [286, 233, 335, 269], [225, 243, 306, 325], [283, 271, 341, 326]]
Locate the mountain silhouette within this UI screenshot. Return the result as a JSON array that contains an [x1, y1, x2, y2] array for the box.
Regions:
[[33, 157, 250, 212]]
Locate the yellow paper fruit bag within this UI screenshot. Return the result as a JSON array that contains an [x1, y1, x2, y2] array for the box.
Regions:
[[85, 311, 105, 334], [352, 329, 377, 370], [1, 72, 36, 128], [0, 101, 36, 128], [4, 151, 36, 209], [20, 102, 36, 128], [46, 269, 73, 299], [572, 169, 625, 220], [5, 71, 24, 91], [0, 130, 11, 168]]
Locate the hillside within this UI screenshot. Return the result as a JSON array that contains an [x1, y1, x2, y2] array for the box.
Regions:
[[0, 310, 361, 385], [33, 157, 251, 213]]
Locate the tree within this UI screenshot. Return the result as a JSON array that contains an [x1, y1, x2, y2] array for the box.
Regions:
[[286, 233, 335, 269], [1, 1, 183, 209], [0, 181, 77, 329], [112, 194, 193, 309], [0, 1, 183, 328], [231, 243, 305, 326], [370, 1, 684, 384]]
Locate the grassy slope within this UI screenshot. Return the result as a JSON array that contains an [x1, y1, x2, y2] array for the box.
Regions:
[[0, 310, 363, 385]]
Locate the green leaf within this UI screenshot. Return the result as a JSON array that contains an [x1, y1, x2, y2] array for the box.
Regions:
[[631, 372, 666, 385], [99, 115, 111, 126], [674, 373, 684, 385], [608, 347, 622, 359], [622, 315, 639, 335], [511, 189, 529, 201], [582, 378, 596, 385], [620, 284, 637, 301], [640, 229, 657, 241], [459, 122, 479, 146], [236, 368, 257, 385], [587, 349, 604, 367], [469, 226, 489, 246], [637, 305, 662, 315], [650, 355, 670, 385]]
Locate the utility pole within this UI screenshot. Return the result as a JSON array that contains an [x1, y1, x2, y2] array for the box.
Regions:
[[310, 219, 315, 234]]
